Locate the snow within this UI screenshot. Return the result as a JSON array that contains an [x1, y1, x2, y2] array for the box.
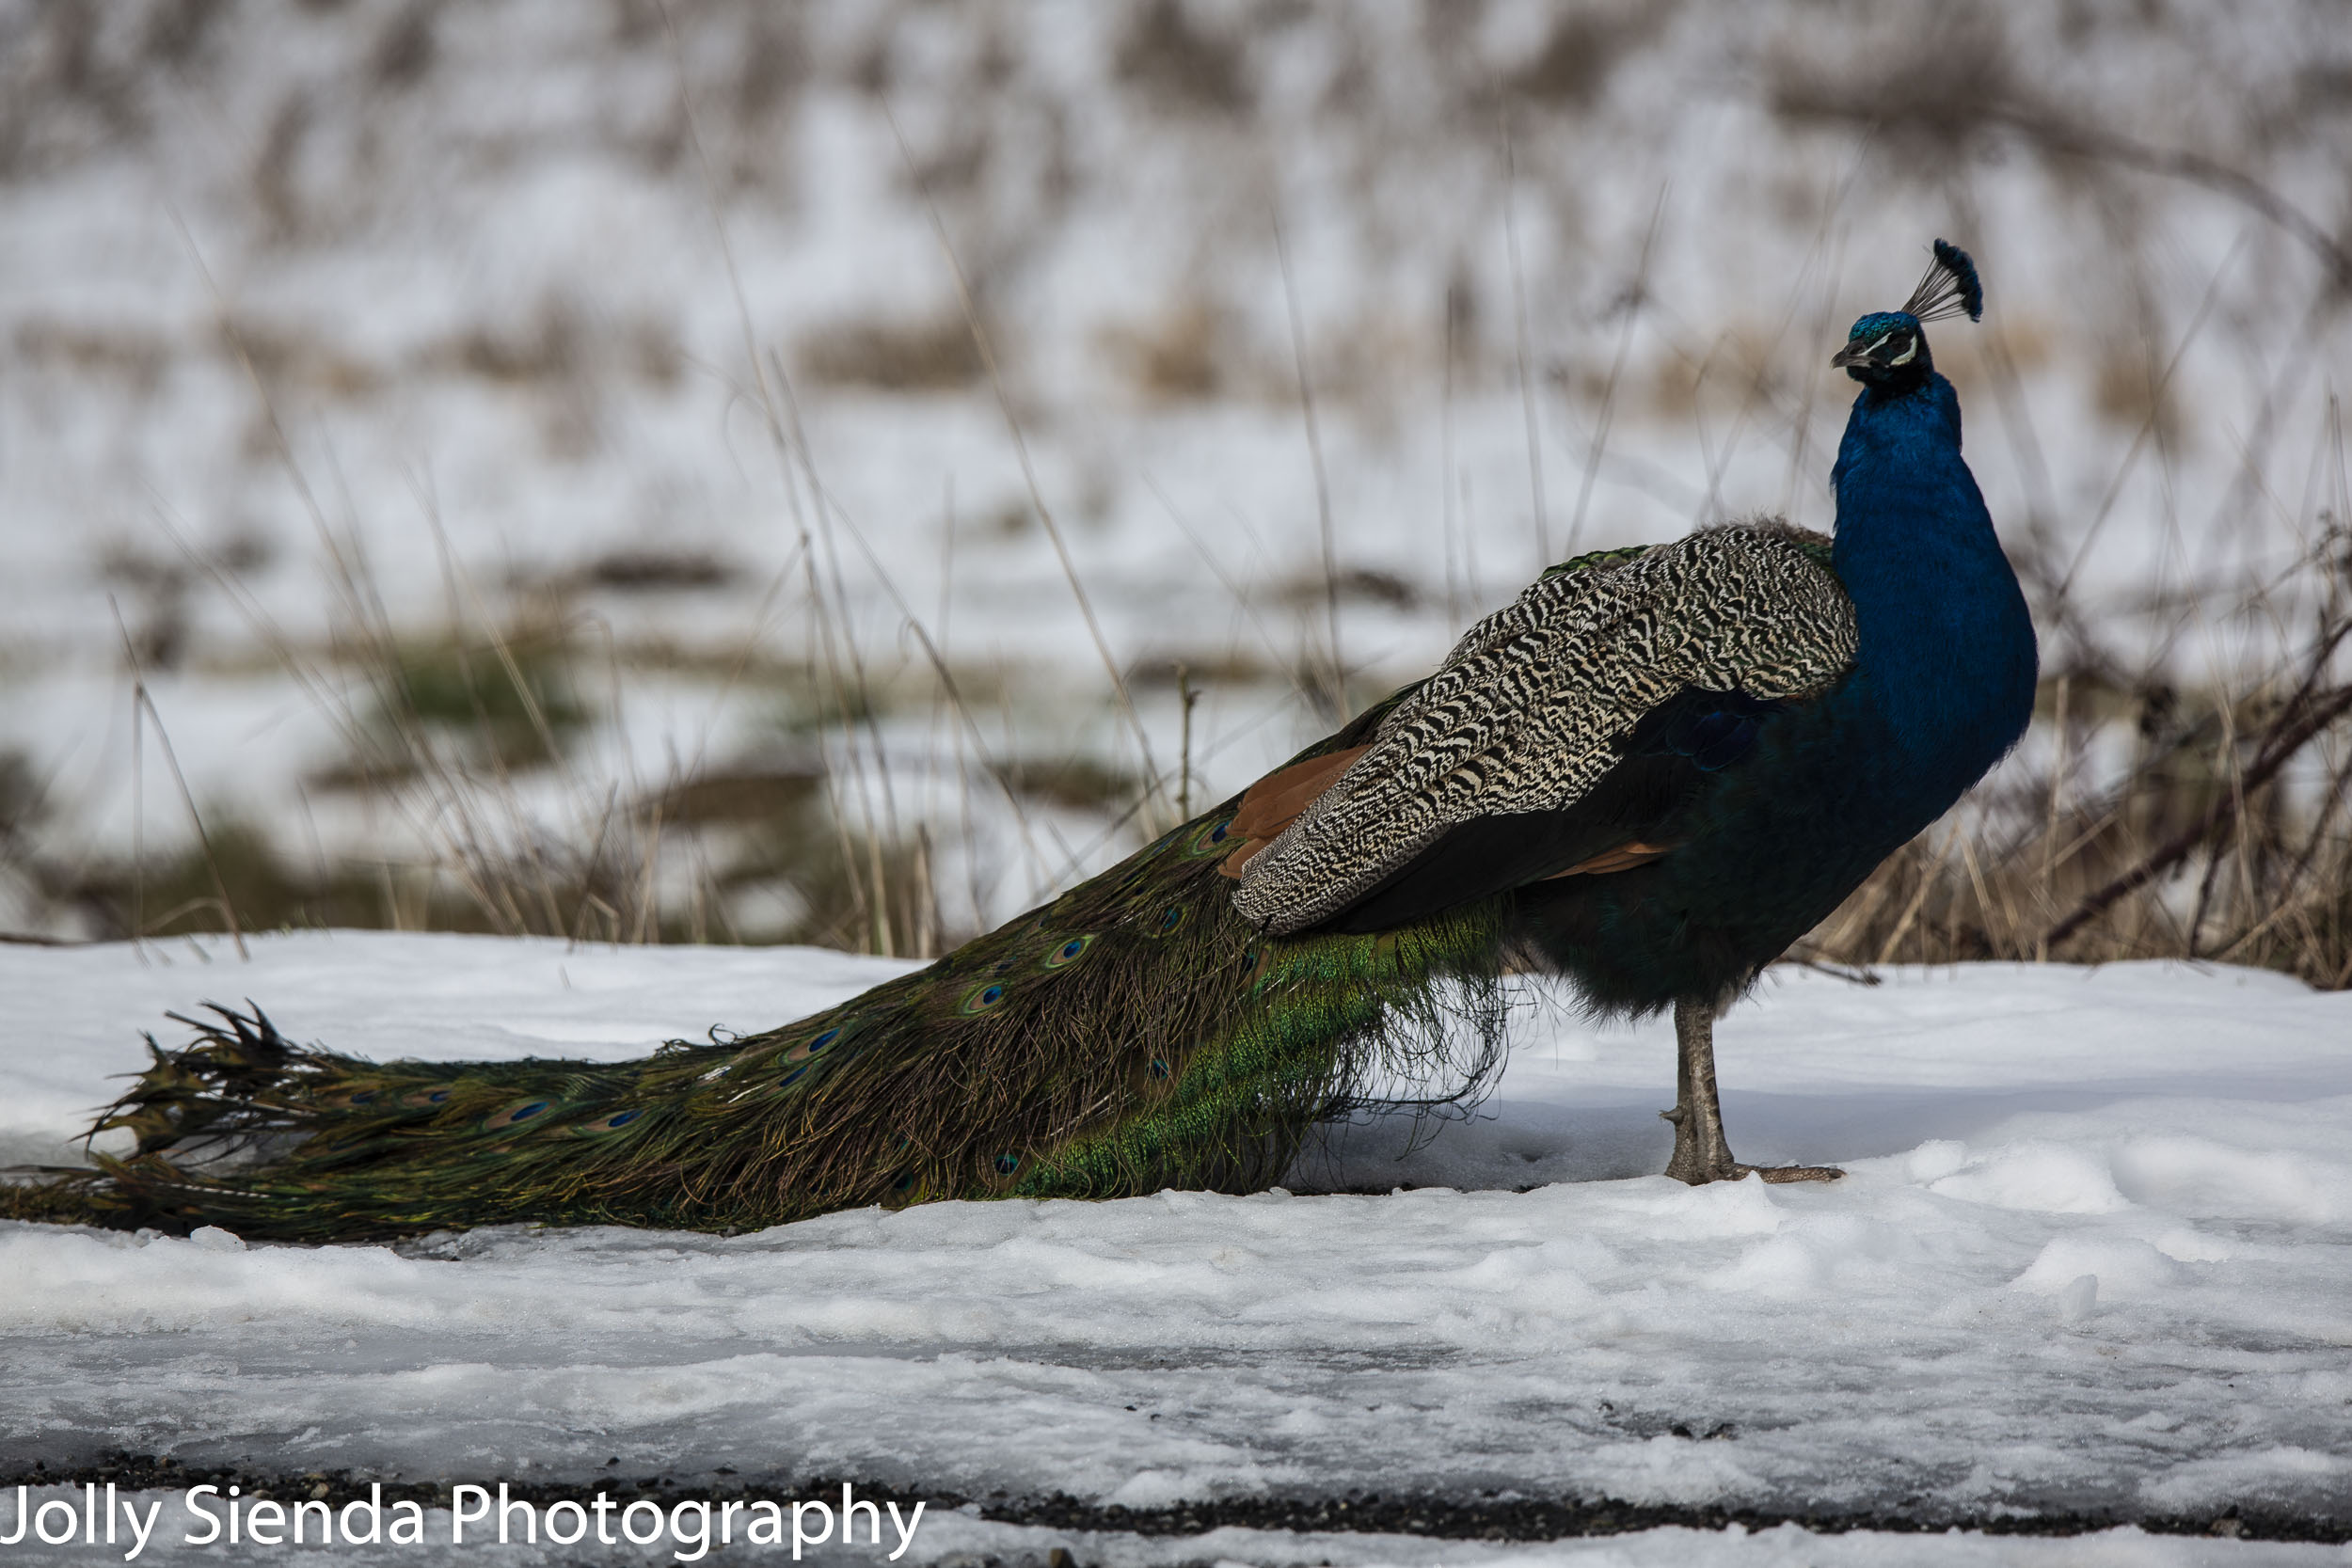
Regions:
[[5, 933, 2351, 1564], [0, 1497, 2342, 1567]]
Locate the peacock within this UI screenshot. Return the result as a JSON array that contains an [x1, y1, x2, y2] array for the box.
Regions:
[[8, 241, 2034, 1242]]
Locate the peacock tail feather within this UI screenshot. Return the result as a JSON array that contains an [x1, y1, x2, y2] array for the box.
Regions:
[[15, 685, 1518, 1242]]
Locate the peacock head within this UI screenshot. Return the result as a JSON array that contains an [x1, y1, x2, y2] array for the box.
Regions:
[[1832, 239, 1982, 392]]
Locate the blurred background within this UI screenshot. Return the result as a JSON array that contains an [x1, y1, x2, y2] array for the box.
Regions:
[[1, 0, 2346, 982]]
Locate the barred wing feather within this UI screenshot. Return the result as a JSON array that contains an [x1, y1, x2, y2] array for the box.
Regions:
[[1230, 526, 1857, 935]]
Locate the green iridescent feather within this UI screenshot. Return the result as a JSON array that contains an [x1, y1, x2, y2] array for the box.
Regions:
[[6, 700, 1518, 1243]]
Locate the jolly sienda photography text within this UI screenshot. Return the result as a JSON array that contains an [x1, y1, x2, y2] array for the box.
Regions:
[[3, 1481, 926, 1561]]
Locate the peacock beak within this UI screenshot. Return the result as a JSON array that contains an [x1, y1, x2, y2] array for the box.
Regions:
[[1830, 340, 1879, 370]]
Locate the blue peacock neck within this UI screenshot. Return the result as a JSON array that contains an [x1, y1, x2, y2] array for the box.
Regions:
[[1829, 372, 2038, 802]]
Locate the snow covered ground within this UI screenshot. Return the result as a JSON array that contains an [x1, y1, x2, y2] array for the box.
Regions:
[[5, 933, 2352, 1564]]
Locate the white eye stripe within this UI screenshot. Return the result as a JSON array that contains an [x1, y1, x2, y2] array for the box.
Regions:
[[1886, 336, 1917, 366]]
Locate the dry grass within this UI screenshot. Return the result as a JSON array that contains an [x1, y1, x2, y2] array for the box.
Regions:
[[797, 312, 987, 392], [1, 0, 2345, 1001], [31, 514, 2344, 990]]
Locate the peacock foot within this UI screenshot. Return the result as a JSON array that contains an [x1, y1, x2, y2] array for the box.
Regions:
[[1751, 1163, 1844, 1184], [1659, 1107, 1843, 1184], [1662, 1002, 1842, 1184], [1658, 1103, 1732, 1184]]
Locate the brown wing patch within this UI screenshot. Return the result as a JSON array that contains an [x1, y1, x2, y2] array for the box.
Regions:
[[1543, 842, 1675, 879], [1216, 746, 1370, 879]]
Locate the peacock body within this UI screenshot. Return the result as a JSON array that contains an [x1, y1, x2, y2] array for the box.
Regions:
[[15, 242, 2035, 1240]]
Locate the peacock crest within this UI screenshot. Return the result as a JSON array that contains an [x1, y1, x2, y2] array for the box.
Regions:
[[1901, 238, 1983, 324]]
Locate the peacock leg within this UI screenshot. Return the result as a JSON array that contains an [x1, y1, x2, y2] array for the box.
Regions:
[[1661, 1000, 1841, 1184], [1661, 999, 1740, 1182]]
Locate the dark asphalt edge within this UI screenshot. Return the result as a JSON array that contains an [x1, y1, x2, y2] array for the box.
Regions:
[[1, 1454, 2340, 1547]]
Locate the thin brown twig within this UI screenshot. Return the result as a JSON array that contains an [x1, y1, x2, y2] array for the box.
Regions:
[[111, 599, 248, 960], [2042, 683, 2352, 951], [1500, 113, 1549, 567], [1273, 208, 1345, 721], [1566, 186, 1667, 556], [882, 103, 1166, 823], [1873, 828, 1951, 966], [1996, 107, 2352, 290]]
